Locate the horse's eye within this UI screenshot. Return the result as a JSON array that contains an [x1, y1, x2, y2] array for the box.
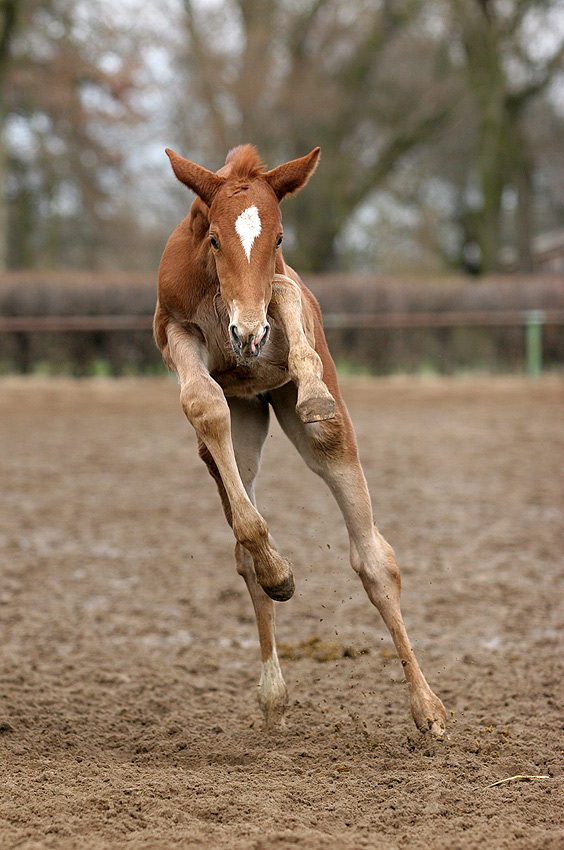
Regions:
[[275, 234, 283, 249], [210, 234, 220, 250]]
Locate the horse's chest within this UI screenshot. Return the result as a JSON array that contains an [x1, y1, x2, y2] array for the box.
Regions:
[[207, 322, 290, 398], [212, 358, 289, 398]]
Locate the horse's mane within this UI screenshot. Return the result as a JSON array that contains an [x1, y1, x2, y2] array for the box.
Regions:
[[225, 145, 266, 181]]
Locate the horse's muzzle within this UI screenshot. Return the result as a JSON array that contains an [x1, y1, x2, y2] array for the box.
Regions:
[[230, 323, 270, 357]]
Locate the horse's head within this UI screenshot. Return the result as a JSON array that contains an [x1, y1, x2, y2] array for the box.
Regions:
[[165, 144, 320, 358]]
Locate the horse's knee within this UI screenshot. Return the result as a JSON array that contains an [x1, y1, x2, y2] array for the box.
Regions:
[[181, 386, 229, 438], [375, 533, 401, 582], [289, 344, 323, 379], [300, 423, 346, 480], [354, 532, 401, 595], [232, 508, 269, 551]]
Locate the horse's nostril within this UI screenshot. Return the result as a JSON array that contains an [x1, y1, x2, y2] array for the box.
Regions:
[[231, 323, 268, 354], [230, 325, 242, 348]]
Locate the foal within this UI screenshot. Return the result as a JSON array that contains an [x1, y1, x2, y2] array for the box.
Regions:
[[154, 144, 446, 737]]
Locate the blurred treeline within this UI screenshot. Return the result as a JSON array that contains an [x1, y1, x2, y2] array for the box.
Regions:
[[1, 272, 562, 374], [1, 0, 564, 276]]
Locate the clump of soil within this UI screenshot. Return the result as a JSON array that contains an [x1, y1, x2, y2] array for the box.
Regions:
[[278, 636, 371, 662]]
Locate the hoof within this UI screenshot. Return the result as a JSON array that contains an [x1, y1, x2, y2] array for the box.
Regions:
[[411, 691, 447, 739], [296, 395, 335, 424], [262, 572, 295, 602], [428, 717, 446, 739]]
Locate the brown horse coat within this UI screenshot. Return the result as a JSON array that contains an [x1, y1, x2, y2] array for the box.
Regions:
[[154, 145, 445, 736]]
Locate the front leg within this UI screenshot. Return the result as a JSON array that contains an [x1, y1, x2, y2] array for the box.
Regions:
[[271, 273, 335, 423], [166, 321, 294, 601]]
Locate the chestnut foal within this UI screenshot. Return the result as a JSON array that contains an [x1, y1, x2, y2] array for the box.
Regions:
[[154, 144, 446, 737]]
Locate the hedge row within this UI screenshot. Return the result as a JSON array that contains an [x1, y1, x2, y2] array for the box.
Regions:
[[0, 271, 562, 375]]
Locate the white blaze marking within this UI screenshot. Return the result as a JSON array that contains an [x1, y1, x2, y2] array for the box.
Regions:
[[235, 205, 261, 262]]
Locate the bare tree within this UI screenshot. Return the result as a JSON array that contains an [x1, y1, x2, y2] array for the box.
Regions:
[[0, 0, 21, 268], [173, 0, 457, 271], [3, 0, 563, 274], [333, 0, 564, 274], [449, 0, 564, 271], [1, 0, 144, 268]]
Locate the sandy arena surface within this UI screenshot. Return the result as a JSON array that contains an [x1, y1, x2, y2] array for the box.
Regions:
[[0, 375, 563, 849]]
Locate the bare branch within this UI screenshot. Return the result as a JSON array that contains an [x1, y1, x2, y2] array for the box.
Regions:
[[507, 39, 564, 111], [285, 0, 332, 62], [233, 0, 278, 140], [182, 0, 229, 150], [0, 0, 18, 77], [347, 103, 455, 210]]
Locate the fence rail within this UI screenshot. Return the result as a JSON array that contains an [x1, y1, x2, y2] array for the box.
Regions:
[[1, 309, 564, 333], [1, 309, 563, 375], [322, 309, 564, 329], [0, 315, 154, 332]]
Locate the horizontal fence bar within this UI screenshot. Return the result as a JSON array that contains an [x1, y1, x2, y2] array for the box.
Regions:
[[0, 315, 154, 332], [322, 309, 564, 329], [0, 310, 564, 333]]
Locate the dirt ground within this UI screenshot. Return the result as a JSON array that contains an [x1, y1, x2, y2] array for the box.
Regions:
[[0, 375, 563, 850]]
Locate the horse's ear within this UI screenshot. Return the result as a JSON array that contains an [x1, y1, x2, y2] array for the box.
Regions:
[[264, 147, 321, 201], [165, 148, 225, 207]]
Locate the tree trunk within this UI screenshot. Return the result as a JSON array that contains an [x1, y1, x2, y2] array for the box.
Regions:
[[458, 1, 507, 273], [0, 109, 8, 270], [0, 0, 20, 270], [512, 126, 534, 272], [477, 104, 505, 272]]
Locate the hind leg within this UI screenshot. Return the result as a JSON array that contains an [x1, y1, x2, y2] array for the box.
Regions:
[[199, 395, 288, 728], [235, 544, 288, 728], [270, 381, 446, 737]]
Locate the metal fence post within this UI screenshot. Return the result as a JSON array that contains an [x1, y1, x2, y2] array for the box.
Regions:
[[525, 310, 545, 378]]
